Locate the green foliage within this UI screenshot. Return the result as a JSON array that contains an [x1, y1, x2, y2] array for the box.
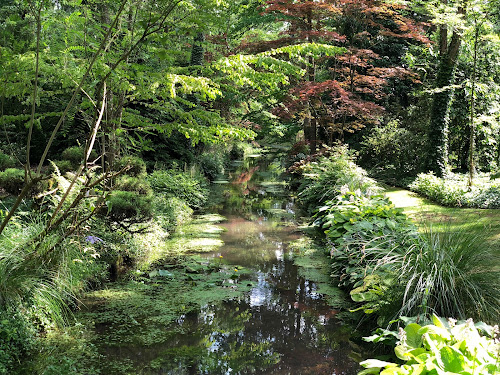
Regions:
[[117, 156, 147, 178], [197, 151, 227, 181], [147, 170, 209, 209], [0, 309, 36, 375], [310, 165, 499, 323], [153, 196, 193, 232], [0, 168, 25, 195], [106, 191, 154, 224], [292, 145, 380, 215], [114, 175, 153, 196], [359, 316, 500, 375], [60, 147, 84, 166], [399, 225, 500, 322], [410, 172, 500, 208], [0, 153, 15, 171], [52, 160, 74, 174], [313, 190, 416, 322], [359, 120, 427, 185]]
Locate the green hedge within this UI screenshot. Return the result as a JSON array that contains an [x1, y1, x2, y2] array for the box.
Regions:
[[410, 173, 500, 208]]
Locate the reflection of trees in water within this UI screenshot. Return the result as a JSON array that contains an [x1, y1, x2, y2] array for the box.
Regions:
[[153, 258, 357, 374], [149, 153, 359, 374]]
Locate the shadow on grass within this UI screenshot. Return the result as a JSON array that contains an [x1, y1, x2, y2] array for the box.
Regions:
[[385, 187, 500, 249]]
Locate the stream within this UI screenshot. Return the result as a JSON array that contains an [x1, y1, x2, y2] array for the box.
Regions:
[[81, 152, 362, 374]]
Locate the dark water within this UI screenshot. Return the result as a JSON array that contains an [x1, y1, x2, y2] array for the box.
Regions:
[[193, 215, 361, 375], [98, 153, 361, 374]]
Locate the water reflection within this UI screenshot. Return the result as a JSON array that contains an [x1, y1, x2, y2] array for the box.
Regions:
[[97, 152, 360, 374]]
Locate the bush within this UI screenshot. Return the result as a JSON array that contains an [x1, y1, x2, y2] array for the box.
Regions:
[[147, 170, 209, 209], [106, 190, 154, 223], [292, 145, 380, 214], [0, 309, 36, 374], [115, 175, 152, 195], [0, 153, 15, 171], [360, 316, 500, 375], [52, 160, 74, 174], [117, 156, 147, 177], [61, 146, 85, 165], [197, 152, 226, 181], [358, 120, 426, 184], [410, 172, 500, 208], [0, 168, 25, 195], [154, 196, 193, 231]]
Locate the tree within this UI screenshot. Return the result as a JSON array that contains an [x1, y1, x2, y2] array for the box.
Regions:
[[252, 0, 428, 151], [426, 0, 467, 177]]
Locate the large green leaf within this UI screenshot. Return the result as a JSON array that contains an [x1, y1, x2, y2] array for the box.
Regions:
[[439, 346, 466, 373]]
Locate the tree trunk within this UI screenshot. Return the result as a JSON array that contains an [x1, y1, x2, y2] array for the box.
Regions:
[[427, 58, 456, 176], [426, 7, 464, 177]]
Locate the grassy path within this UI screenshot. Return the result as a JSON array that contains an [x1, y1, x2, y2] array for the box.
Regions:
[[384, 187, 500, 247]]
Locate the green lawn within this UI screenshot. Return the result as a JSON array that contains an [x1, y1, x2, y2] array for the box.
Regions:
[[385, 187, 500, 247]]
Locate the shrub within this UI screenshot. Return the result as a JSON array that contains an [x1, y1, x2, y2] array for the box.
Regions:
[[358, 120, 426, 185], [154, 196, 193, 231], [0, 153, 15, 171], [147, 170, 209, 209], [197, 152, 226, 181], [115, 175, 152, 195], [409, 172, 500, 208], [52, 160, 74, 174], [360, 315, 500, 375], [409, 173, 468, 206], [0, 168, 25, 195], [293, 145, 380, 215], [106, 190, 154, 223], [117, 156, 147, 177]]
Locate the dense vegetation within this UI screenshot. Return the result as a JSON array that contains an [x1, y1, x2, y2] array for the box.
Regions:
[[0, 0, 499, 373]]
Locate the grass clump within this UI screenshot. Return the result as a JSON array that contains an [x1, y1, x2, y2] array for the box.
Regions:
[[399, 225, 499, 322]]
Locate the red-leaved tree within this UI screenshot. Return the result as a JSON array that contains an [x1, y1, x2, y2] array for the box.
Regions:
[[245, 0, 429, 150]]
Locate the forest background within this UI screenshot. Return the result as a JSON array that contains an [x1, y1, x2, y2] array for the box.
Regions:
[[0, 0, 500, 373]]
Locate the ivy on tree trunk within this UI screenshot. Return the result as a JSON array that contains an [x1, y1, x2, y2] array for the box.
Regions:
[[427, 3, 464, 177]]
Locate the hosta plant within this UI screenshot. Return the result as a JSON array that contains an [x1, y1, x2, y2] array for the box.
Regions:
[[359, 315, 500, 375]]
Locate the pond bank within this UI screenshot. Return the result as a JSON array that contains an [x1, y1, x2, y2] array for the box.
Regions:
[[30, 151, 362, 375]]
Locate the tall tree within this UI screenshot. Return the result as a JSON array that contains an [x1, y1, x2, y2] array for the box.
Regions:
[[252, 0, 428, 151], [426, 0, 466, 176]]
